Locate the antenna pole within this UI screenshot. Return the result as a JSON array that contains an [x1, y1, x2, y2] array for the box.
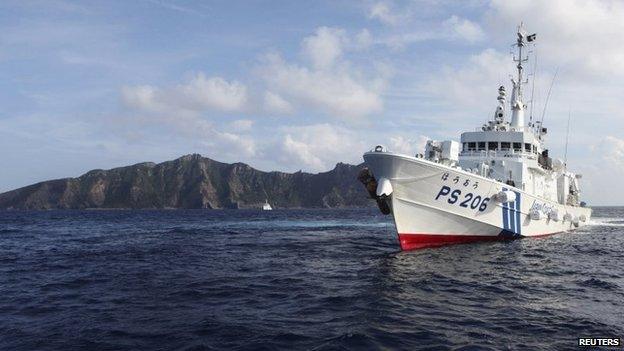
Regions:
[[540, 66, 559, 125], [529, 52, 537, 124], [564, 108, 571, 169], [513, 24, 528, 102]]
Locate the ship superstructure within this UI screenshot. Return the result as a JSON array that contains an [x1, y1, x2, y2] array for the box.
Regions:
[[359, 25, 591, 250]]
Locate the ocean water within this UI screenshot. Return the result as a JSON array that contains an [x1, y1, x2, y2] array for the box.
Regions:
[[0, 207, 622, 351]]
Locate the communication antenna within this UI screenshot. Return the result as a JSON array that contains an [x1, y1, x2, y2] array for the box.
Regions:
[[564, 108, 571, 168], [529, 52, 537, 124], [540, 67, 559, 126]]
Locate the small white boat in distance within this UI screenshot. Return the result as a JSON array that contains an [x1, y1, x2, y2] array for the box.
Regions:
[[262, 199, 273, 211]]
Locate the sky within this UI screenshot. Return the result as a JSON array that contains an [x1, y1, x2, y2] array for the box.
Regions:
[[1, 0, 623, 205]]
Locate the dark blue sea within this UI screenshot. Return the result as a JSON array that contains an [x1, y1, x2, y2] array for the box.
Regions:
[[0, 207, 623, 350]]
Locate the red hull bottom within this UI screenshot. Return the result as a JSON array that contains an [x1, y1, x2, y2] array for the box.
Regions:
[[398, 233, 510, 250]]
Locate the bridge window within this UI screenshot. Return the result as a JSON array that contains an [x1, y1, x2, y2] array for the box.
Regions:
[[478, 142, 485, 151], [525, 143, 531, 152], [513, 142, 522, 151], [467, 142, 476, 151], [488, 142, 498, 150], [532, 145, 537, 153], [501, 142, 510, 150]]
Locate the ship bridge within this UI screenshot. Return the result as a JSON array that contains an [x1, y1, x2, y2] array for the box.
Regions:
[[458, 127, 548, 197], [460, 130, 540, 158]]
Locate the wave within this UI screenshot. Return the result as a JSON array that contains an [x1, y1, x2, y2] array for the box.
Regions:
[[0, 228, 22, 234], [578, 277, 619, 291], [216, 220, 394, 229], [588, 217, 624, 227]]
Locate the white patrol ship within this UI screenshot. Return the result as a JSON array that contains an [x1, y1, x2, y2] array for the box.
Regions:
[[358, 25, 591, 250]]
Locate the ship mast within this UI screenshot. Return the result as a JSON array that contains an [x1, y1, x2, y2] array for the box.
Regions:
[[510, 23, 536, 130]]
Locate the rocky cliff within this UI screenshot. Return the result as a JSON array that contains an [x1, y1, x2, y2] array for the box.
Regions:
[[0, 154, 371, 210]]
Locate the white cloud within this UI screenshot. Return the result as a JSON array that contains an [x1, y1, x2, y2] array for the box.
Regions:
[[117, 107, 258, 159], [229, 119, 254, 131], [279, 124, 366, 171], [486, 0, 624, 79], [578, 135, 624, 205], [121, 85, 161, 112], [355, 29, 373, 49], [144, 0, 208, 17], [389, 135, 429, 156], [301, 27, 346, 69], [282, 134, 325, 171], [443, 15, 485, 43], [363, 15, 484, 50], [275, 124, 430, 172], [368, 2, 403, 25], [263, 91, 294, 114], [597, 136, 624, 167], [421, 1, 624, 124], [121, 73, 248, 113], [375, 31, 438, 51], [212, 131, 256, 157], [118, 75, 255, 161], [423, 48, 513, 108], [175, 74, 248, 112], [259, 50, 385, 120]]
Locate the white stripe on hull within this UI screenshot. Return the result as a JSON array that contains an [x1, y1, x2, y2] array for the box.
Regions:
[[393, 196, 504, 236]]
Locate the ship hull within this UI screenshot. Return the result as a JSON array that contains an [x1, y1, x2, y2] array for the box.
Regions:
[[364, 151, 592, 250]]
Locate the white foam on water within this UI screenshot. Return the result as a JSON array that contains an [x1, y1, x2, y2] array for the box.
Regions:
[[588, 217, 624, 227]]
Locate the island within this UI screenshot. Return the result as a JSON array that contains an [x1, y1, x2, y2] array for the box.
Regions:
[[0, 154, 371, 210]]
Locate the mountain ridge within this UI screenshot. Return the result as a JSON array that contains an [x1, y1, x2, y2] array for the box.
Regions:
[[0, 154, 371, 210]]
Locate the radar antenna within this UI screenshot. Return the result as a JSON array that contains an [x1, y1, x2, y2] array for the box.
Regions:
[[529, 52, 537, 124], [539, 66, 559, 127], [509, 23, 536, 129], [564, 108, 571, 168]]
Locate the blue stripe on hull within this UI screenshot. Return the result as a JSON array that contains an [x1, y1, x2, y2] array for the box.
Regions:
[[500, 187, 522, 237], [501, 187, 509, 231], [509, 201, 516, 233], [515, 190, 521, 236]]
